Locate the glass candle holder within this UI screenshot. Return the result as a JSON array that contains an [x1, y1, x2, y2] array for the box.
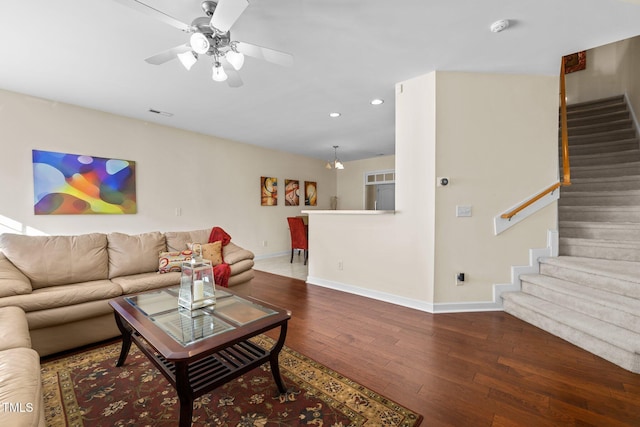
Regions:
[[179, 258, 216, 313]]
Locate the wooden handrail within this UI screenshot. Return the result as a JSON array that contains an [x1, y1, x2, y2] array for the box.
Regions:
[[500, 182, 561, 219], [500, 58, 572, 221], [560, 59, 571, 185]]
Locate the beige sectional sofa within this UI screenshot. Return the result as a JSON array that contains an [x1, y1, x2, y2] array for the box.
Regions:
[[0, 228, 254, 357], [0, 306, 45, 427]]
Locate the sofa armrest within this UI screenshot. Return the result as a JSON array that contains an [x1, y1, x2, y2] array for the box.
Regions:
[[0, 252, 32, 297], [223, 243, 255, 265]]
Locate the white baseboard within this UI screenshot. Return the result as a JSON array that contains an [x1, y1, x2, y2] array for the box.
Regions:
[[307, 229, 557, 314], [253, 251, 289, 261], [306, 276, 435, 313]]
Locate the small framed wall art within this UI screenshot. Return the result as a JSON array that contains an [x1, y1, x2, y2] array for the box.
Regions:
[[285, 179, 300, 206], [260, 176, 277, 206], [563, 51, 586, 74], [304, 181, 317, 206]]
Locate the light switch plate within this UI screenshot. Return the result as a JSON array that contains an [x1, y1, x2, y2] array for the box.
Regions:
[[456, 205, 472, 217]]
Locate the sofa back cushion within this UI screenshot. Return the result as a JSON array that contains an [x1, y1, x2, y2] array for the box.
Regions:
[[108, 232, 166, 278], [165, 229, 211, 252], [0, 233, 109, 289]]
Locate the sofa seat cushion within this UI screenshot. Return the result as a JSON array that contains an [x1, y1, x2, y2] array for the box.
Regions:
[[26, 299, 115, 330], [0, 307, 30, 351], [108, 232, 166, 278], [0, 253, 32, 297], [0, 347, 44, 427], [111, 271, 180, 294], [0, 280, 121, 312], [0, 233, 108, 289]]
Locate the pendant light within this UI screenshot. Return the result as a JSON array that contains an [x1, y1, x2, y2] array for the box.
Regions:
[[326, 145, 345, 170]]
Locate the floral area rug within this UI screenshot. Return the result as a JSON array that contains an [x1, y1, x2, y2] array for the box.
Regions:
[[41, 335, 422, 426]]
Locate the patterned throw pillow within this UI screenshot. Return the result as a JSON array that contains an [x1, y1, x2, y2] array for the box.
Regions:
[[201, 241, 223, 266], [158, 250, 193, 273], [188, 241, 223, 266]]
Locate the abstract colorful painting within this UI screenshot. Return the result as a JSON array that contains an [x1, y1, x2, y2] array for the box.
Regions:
[[32, 150, 137, 215], [285, 179, 300, 206], [304, 181, 317, 206], [261, 176, 277, 206]]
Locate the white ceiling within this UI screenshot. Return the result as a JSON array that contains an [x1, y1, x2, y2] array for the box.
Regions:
[[1, 0, 639, 162]]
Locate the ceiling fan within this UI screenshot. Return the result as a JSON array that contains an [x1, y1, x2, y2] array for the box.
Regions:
[[112, 0, 294, 87]]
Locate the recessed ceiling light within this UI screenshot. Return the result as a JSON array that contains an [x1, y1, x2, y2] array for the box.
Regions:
[[329, 112, 341, 118], [370, 99, 384, 105]]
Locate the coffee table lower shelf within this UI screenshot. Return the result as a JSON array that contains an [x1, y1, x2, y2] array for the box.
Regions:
[[134, 332, 271, 394]]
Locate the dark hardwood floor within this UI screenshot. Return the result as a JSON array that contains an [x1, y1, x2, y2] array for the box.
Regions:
[[234, 271, 640, 427]]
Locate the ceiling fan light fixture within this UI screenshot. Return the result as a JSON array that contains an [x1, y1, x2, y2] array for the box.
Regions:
[[190, 32, 211, 54], [212, 62, 228, 82], [177, 51, 198, 70], [226, 49, 245, 70]]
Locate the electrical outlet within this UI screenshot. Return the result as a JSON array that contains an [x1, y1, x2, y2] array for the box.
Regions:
[[261, 240, 268, 247], [175, 207, 182, 216], [456, 272, 465, 286], [338, 261, 343, 270]]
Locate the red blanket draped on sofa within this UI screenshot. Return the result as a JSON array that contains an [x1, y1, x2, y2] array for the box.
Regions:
[[209, 227, 232, 287]]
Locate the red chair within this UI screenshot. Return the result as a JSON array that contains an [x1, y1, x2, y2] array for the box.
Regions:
[[287, 217, 308, 265]]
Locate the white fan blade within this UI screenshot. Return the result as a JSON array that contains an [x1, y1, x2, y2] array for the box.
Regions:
[[235, 42, 293, 67], [145, 44, 192, 65], [221, 59, 244, 87], [210, 0, 249, 33], [111, 0, 192, 32]]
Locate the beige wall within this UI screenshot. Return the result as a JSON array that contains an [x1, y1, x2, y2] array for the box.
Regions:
[[337, 155, 395, 210], [307, 71, 558, 309], [566, 35, 640, 118], [0, 89, 336, 257], [433, 72, 558, 302]]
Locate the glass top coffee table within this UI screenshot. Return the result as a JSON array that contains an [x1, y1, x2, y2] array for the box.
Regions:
[[109, 286, 291, 427]]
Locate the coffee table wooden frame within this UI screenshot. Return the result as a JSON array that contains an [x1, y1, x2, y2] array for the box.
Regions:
[[109, 287, 291, 427]]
